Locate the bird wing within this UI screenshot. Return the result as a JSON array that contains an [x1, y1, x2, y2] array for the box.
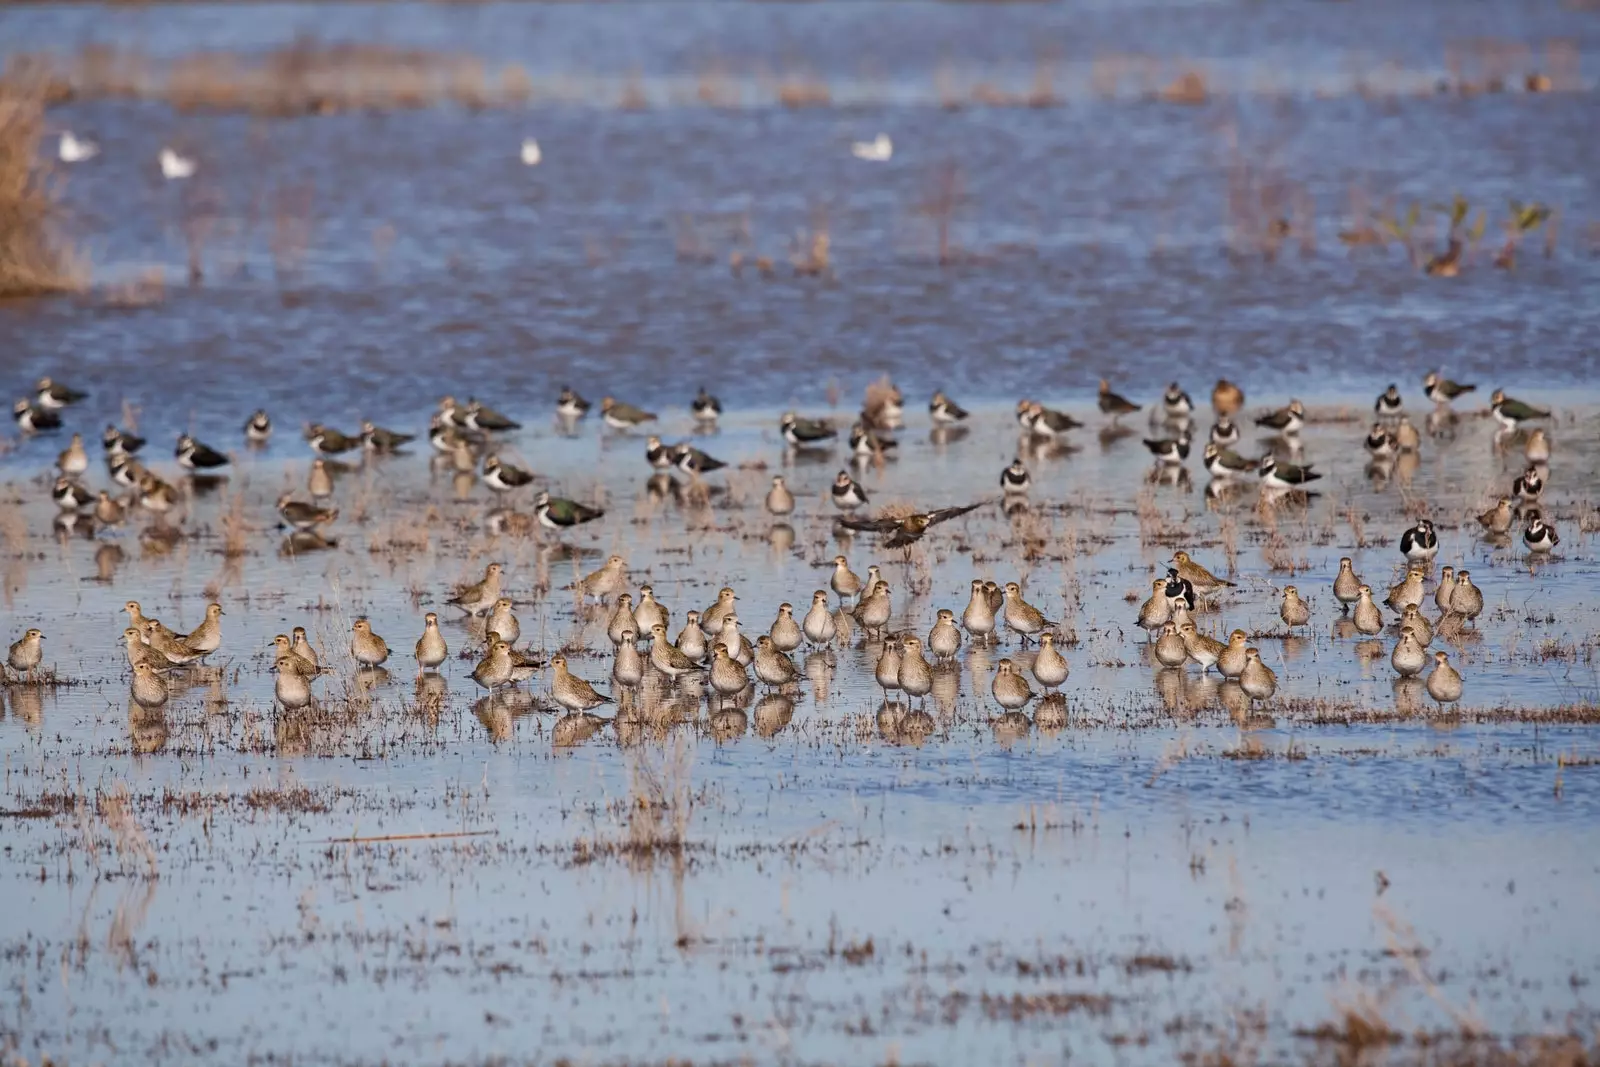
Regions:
[[837, 515, 903, 534], [925, 501, 986, 527]]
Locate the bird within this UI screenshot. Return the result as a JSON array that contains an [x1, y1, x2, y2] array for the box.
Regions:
[[1031, 633, 1069, 690], [1425, 651, 1463, 707], [1177, 621, 1225, 673], [471, 638, 514, 692], [764, 475, 796, 516], [351, 619, 390, 667], [1143, 433, 1190, 464], [6, 628, 44, 682], [520, 138, 542, 166], [58, 131, 99, 163], [52, 478, 92, 512], [1478, 498, 1514, 534], [1422, 371, 1476, 406], [1001, 582, 1054, 645], [766, 604, 803, 655], [1020, 402, 1082, 438], [273, 656, 315, 710], [607, 594, 639, 648], [847, 422, 897, 459], [673, 443, 726, 476], [600, 397, 657, 430], [415, 613, 448, 673], [611, 631, 644, 689], [1489, 389, 1549, 433], [1160, 383, 1194, 421], [780, 412, 837, 448], [874, 639, 902, 697], [94, 491, 126, 526], [648, 624, 701, 680], [575, 555, 627, 602], [482, 455, 536, 493], [143, 621, 202, 666], [1333, 558, 1362, 610], [307, 460, 334, 501], [1399, 604, 1433, 646], [928, 609, 962, 662], [1209, 418, 1240, 447], [1098, 380, 1140, 420], [676, 612, 709, 663], [449, 563, 505, 615], [1137, 579, 1173, 633], [1255, 399, 1306, 435], [1218, 630, 1250, 679], [1171, 551, 1232, 598], [828, 556, 862, 603], [1280, 586, 1310, 630], [1512, 467, 1543, 503], [1211, 380, 1244, 417], [839, 501, 984, 548], [632, 587, 668, 637], [102, 424, 146, 457], [1392, 627, 1427, 677], [277, 494, 338, 531], [852, 581, 893, 639], [362, 421, 414, 453], [291, 627, 322, 671], [130, 661, 169, 709], [1365, 424, 1398, 459], [1203, 443, 1256, 479], [175, 434, 229, 471], [1239, 649, 1277, 704], [802, 592, 836, 648], [753, 635, 799, 689], [1385, 566, 1426, 611], [851, 133, 893, 162], [1399, 519, 1439, 563], [1450, 571, 1484, 623], [990, 659, 1035, 710], [159, 147, 196, 179], [1353, 585, 1384, 635], [1258, 457, 1320, 490], [709, 644, 750, 709], [486, 598, 521, 646], [244, 410, 273, 442], [535, 491, 604, 530], [556, 387, 591, 419], [929, 391, 969, 424], [462, 400, 521, 433], [701, 587, 739, 634], [1524, 429, 1551, 464], [898, 636, 934, 705], [551, 654, 613, 712], [691, 387, 722, 423], [1374, 385, 1404, 418], [183, 603, 225, 657], [306, 425, 362, 455], [963, 578, 996, 642], [1154, 623, 1188, 668], [1434, 566, 1457, 614], [35, 378, 88, 410], [1523, 510, 1559, 554], [831, 471, 869, 511]]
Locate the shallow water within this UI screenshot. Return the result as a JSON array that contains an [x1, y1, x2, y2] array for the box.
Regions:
[[4, 0, 1600, 1062]]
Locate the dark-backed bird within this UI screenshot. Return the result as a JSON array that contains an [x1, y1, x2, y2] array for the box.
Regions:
[[838, 501, 984, 548], [1255, 399, 1306, 435], [534, 491, 603, 529], [1422, 371, 1475, 406], [1098, 380, 1140, 420], [175, 434, 229, 471]]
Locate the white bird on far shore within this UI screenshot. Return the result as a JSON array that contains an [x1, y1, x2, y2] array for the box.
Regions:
[[159, 148, 196, 180], [59, 132, 99, 163], [851, 133, 892, 162], [520, 139, 542, 166]]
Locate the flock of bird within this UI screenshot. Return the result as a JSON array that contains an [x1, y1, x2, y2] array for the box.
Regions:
[[2, 366, 1561, 737]]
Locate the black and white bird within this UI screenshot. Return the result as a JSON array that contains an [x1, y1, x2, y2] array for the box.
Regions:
[[306, 424, 362, 455], [849, 422, 898, 458], [1399, 519, 1439, 563], [691, 387, 722, 423], [1365, 424, 1398, 459], [1209, 418, 1240, 447], [556, 387, 591, 419], [1523, 510, 1559, 554], [1000, 459, 1031, 495], [1164, 568, 1196, 612], [102, 425, 146, 457], [831, 471, 869, 510], [175, 434, 229, 471], [35, 378, 88, 410], [52, 477, 93, 511], [930, 391, 969, 425], [1019, 402, 1081, 438], [12, 400, 61, 433], [464, 400, 521, 433], [1143, 433, 1190, 465], [673, 444, 727, 475], [483, 454, 536, 493], [1161, 382, 1194, 421], [1374, 384, 1404, 419], [1203, 443, 1257, 479], [109, 454, 144, 489], [244, 410, 273, 443], [1512, 466, 1543, 503], [644, 436, 676, 470], [1422, 371, 1476, 407], [1255, 400, 1306, 436], [1258, 456, 1320, 489], [781, 412, 837, 449]]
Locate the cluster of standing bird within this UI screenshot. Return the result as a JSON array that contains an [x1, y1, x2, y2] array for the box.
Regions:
[[4, 366, 1559, 729]]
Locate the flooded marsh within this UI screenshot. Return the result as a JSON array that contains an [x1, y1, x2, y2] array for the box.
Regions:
[[3, 0, 1600, 1063]]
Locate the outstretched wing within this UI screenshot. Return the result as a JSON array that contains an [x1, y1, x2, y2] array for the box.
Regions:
[[837, 515, 903, 534], [925, 501, 986, 527]]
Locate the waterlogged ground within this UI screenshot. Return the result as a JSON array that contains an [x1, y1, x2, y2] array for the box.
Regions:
[[4, 0, 1600, 1061]]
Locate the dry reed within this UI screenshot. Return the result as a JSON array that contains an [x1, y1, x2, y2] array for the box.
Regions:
[[0, 75, 82, 297]]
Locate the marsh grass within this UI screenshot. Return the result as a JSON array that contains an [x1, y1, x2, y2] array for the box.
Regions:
[[0, 76, 82, 298]]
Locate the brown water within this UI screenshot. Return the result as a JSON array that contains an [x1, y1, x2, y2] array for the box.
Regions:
[[3, 1, 1600, 1063]]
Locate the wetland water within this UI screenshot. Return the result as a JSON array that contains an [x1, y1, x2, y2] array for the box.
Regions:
[[3, 0, 1600, 1062]]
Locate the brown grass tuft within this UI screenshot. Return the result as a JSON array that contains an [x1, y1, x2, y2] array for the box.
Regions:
[[0, 76, 84, 298]]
